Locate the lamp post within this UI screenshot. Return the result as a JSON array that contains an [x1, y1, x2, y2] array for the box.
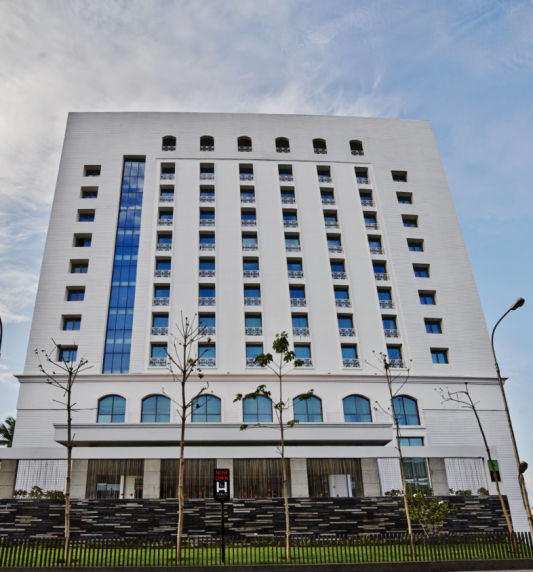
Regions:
[[490, 297, 533, 535]]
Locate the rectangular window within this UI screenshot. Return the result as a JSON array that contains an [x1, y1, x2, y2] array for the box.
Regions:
[[199, 314, 216, 328], [245, 314, 262, 328], [294, 344, 311, 360], [397, 192, 412, 204], [74, 235, 92, 247], [413, 264, 430, 278], [408, 239, 423, 251], [392, 170, 407, 183], [243, 259, 259, 271], [280, 188, 295, 202], [151, 344, 167, 358], [341, 345, 358, 360], [199, 286, 215, 298], [399, 437, 424, 446], [155, 285, 170, 298], [199, 344, 216, 358], [431, 348, 448, 364], [81, 187, 98, 199], [246, 343, 263, 359], [157, 234, 172, 246], [59, 347, 77, 362], [402, 458, 430, 490], [63, 316, 81, 331], [287, 259, 303, 272], [240, 188, 255, 202], [160, 186, 174, 199], [378, 289, 392, 301], [359, 190, 373, 205], [244, 286, 261, 298], [67, 287, 85, 301], [419, 291, 436, 305], [156, 259, 171, 270], [402, 215, 418, 228], [70, 260, 88, 274], [425, 319, 442, 334], [289, 286, 305, 299], [199, 258, 215, 270], [152, 314, 169, 328], [78, 210, 95, 222], [84, 165, 101, 177]]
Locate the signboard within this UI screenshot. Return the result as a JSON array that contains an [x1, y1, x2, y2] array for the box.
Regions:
[[214, 468, 230, 502]]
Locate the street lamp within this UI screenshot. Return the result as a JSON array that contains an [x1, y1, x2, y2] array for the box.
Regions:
[[490, 297, 533, 534]]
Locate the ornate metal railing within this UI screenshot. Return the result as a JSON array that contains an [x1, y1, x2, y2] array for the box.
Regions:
[[281, 197, 296, 204], [339, 328, 355, 337], [245, 327, 263, 336], [357, 177, 369, 184], [241, 197, 255, 203], [199, 244, 215, 251], [328, 246, 343, 254], [198, 297, 215, 306], [241, 219, 256, 227], [279, 174, 293, 181], [296, 358, 313, 367], [156, 244, 172, 251], [374, 273, 389, 281], [160, 173, 175, 180], [200, 173, 215, 180], [276, 146, 290, 153], [325, 221, 339, 228], [283, 220, 298, 227], [318, 175, 332, 183], [314, 148, 327, 154], [290, 298, 306, 307], [246, 358, 261, 367], [159, 196, 174, 203], [155, 269, 171, 278], [199, 270, 215, 278], [200, 195, 215, 203], [321, 198, 335, 205], [285, 245, 301, 252], [331, 271, 346, 280], [360, 199, 374, 207], [389, 359, 404, 368], [151, 327, 168, 336], [384, 329, 400, 338], [153, 297, 169, 306], [288, 270, 303, 279], [238, 146, 252, 152], [162, 145, 176, 151], [379, 300, 394, 309], [243, 270, 259, 278], [335, 299, 351, 307], [198, 357, 216, 367], [343, 358, 361, 367], [292, 327, 309, 337], [200, 145, 214, 151], [199, 219, 215, 226], [369, 246, 383, 254], [158, 219, 173, 226], [244, 297, 261, 306], [242, 244, 258, 251], [239, 174, 254, 181], [200, 326, 216, 336], [365, 222, 379, 230], [351, 149, 364, 155], [149, 357, 167, 367]]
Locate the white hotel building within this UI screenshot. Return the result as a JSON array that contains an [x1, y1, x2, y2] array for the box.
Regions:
[[1, 112, 527, 529]]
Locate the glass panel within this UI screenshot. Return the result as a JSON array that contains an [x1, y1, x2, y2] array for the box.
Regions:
[[191, 395, 221, 422], [307, 459, 363, 497], [160, 459, 216, 498], [234, 459, 288, 498], [86, 459, 143, 499]]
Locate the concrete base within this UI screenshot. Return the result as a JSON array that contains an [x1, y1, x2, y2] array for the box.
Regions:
[[0, 459, 17, 498]]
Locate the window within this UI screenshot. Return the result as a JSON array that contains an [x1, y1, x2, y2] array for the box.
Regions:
[[287, 259, 303, 272], [200, 187, 215, 201], [312, 138, 327, 154], [399, 437, 424, 446], [200, 210, 215, 222], [237, 136, 252, 151], [392, 170, 408, 182], [324, 212, 338, 226], [84, 165, 101, 177], [425, 319, 442, 334], [161, 163, 175, 178], [355, 167, 369, 184], [343, 395, 371, 422], [243, 259, 259, 271], [292, 314, 308, 335], [349, 139, 364, 155], [334, 287, 349, 300], [157, 234, 172, 247], [246, 343, 263, 366], [74, 235, 92, 247], [159, 209, 173, 222], [67, 287, 85, 301], [419, 291, 436, 305], [244, 286, 260, 301], [278, 165, 293, 180], [328, 236, 342, 249], [245, 314, 262, 334], [294, 395, 322, 422], [360, 190, 373, 206], [81, 187, 98, 199], [200, 163, 215, 178], [317, 166, 331, 181], [243, 395, 273, 422], [341, 345, 359, 367], [240, 188, 255, 202], [364, 214, 377, 228], [192, 395, 221, 422], [141, 395, 170, 423], [408, 239, 423, 252], [199, 258, 215, 271], [78, 210, 95, 222], [275, 137, 290, 152], [63, 316, 81, 331], [290, 286, 305, 299], [283, 211, 297, 224], [199, 314, 216, 332], [403, 458, 430, 490], [285, 235, 300, 250], [402, 215, 418, 228], [321, 189, 335, 204], [331, 260, 346, 277], [338, 315, 354, 334], [378, 289, 392, 302], [152, 314, 168, 328], [151, 344, 167, 359], [162, 135, 176, 150], [373, 262, 388, 279], [241, 210, 256, 225], [154, 285, 170, 298], [156, 259, 171, 271], [413, 264, 429, 278], [281, 188, 295, 203], [387, 345, 403, 367], [397, 192, 412, 204], [97, 395, 126, 423], [242, 233, 258, 249], [382, 317, 398, 337], [199, 343, 216, 363], [431, 348, 448, 364], [58, 346, 77, 362], [160, 186, 174, 199], [392, 396, 420, 425], [199, 234, 215, 248], [368, 237, 382, 253], [199, 285, 215, 299], [294, 344, 311, 365], [200, 135, 214, 151]]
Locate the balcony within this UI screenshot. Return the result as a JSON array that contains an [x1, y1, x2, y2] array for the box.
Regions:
[[351, 149, 364, 156], [369, 246, 383, 255], [335, 299, 351, 308], [156, 244, 172, 252], [365, 222, 379, 230], [357, 177, 369, 185], [155, 269, 171, 278], [151, 327, 168, 336], [244, 297, 261, 306], [245, 327, 263, 336], [281, 197, 296, 204], [199, 269, 215, 278], [200, 326, 216, 336], [389, 359, 404, 368], [158, 219, 173, 226], [160, 173, 175, 180], [288, 270, 303, 279], [328, 246, 343, 254], [243, 270, 259, 278], [242, 244, 258, 251], [241, 197, 255, 204], [290, 298, 306, 307], [283, 220, 298, 228], [241, 219, 256, 227], [200, 173, 215, 180], [150, 357, 167, 367], [200, 219, 215, 227], [200, 145, 214, 151], [198, 297, 215, 306], [324, 221, 339, 229], [159, 196, 174, 203], [313, 148, 327, 154], [384, 329, 400, 338], [343, 358, 361, 367], [200, 195, 215, 203], [153, 297, 169, 306], [162, 145, 176, 151], [296, 358, 313, 367], [331, 271, 346, 280], [198, 357, 216, 367], [293, 327, 309, 337], [339, 328, 355, 337], [246, 358, 261, 367], [239, 174, 254, 181], [318, 175, 332, 183], [276, 147, 290, 153], [279, 174, 293, 182], [238, 146, 252, 152], [285, 245, 301, 253], [374, 273, 389, 281], [321, 198, 335, 205], [199, 244, 215, 252], [379, 300, 394, 309], [360, 199, 374, 207]]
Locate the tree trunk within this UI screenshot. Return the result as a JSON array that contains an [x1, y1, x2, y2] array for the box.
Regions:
[[280, 424, 290, 561], [64, 385, 72, 566], [176, 401, 186, 561]]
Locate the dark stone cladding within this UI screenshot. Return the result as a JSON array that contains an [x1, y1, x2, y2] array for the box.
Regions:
[[0, 496, 507, 539]]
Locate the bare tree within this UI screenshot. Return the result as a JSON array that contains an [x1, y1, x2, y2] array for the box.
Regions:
[[440, 383, 514, 534], [165, 314, 211, 563], [234, 331, 313, 562], [35, 342, 91, 564]]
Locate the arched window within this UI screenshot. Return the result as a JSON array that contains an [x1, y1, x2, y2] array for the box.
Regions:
[[191, 395, 221, 422], [141, 395, 170, 423], [312, 138, 327, 154], [350, 139, 364, 155], [238, 136, 252, 152], [97, 395, 126, 423], [275, 137, 290, 153], [200, 135, 214, 151], [162, 136, 176, 151], [343, 395, 371, 422], [293, 395, 323, 422], [243, 395, 273, 422], [392, 395, 420, 425]]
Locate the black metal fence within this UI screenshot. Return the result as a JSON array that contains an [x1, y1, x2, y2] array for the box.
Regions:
[[1, 532, 532, 567]]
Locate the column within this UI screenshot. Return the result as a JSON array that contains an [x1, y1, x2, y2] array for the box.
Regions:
[[428, 458, 449, 496], [143, 459, 161, 499], [0, 460, 17, 498], [289, 458, 309, 498], [361, 458, 381, 496], [70, 459, 88, 499], [217, 459, 234, 497]]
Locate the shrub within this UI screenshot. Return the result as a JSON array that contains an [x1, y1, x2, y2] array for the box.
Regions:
[[407, 489, 457, 536]]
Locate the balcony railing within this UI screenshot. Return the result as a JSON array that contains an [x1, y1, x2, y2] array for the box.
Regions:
[[162, 145, 176, 151], [199, 269, 215, 278], [241, 197, 255, 203], [159, 196, 174, 203], [156, 244, 172, 251], [242, 244, 258, 251], [384, 329, 400, 338], [279, 174, 293, 182], [336, 299, 351, 307], [351, 149, 364, 156], [241, 219, 256, 227], [369, 246, 383, 254], [325, 221, 339, 228], [339, 328, 355, 337], [200, 195, 215, 203], [150, 357, 167, 367], [199, 244, 215, 251], [200, 326, 216, 336], [331, 271, 347, 280], [374, 273, 389, 281], [276, 147, 290, 153], [290, 298, 306, 307], [239, 174, 254, 181], [238, 146, 252, 152], [379, 300, 394, 309], [318, 175, 332, 183], [357, 177, 369, 185], [151, 327, 168, 336], [288, 270, 303, 279], [245, 327, 263, 336], [158, 219, 173, 226], [243, 270, 259, 278], [365, 222, 379, 230], [360, 199, 374, 207], [389, 359, 404, 368], [198, 297, 215, 306], [296, 358, 313, 367], [343, 358, 361, 367], [153, 297, 169, 306], [200, 145, 214, 151], [199, 219, 215, 226], [285, 245, 301, 252], [293, 327, 309, 337], [321, 198, 335, 205], [281, 197, 296, 204], [244, 297, 261, 306], [200, 173, 215, 180], [328, 246, 343, 254], [314, 148, 327, 154], [198, 357, 216, 367], [155, 269, 171, 278], [160, 173, 175, 180], [246, 358, 261, 367], [283, 220, 298, 228]]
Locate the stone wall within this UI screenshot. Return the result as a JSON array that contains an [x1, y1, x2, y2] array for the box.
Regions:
[[0, 496, 508, 538]]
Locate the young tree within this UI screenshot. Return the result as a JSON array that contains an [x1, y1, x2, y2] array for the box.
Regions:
[[234, 331, 313, 562], [165, 314, 211, 563], [0, 416, 15, 447], [35, 342, 91, 564], [406, 489, 456, 536], [441, 383, 513, 534]]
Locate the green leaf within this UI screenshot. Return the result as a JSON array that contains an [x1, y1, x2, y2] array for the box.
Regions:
[[233, 394, 243, 402], [240, 424, 248, 431]]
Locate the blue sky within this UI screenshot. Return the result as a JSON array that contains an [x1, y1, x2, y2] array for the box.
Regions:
[[0, 0, 532, 489]]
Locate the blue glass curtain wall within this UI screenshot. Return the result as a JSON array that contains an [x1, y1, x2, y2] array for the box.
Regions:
[[103, 159, 145, 373]]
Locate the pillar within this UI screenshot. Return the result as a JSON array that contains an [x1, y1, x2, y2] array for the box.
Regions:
[[428, 458, 449, 496], [0, 460, 17, 498], [143, 459, 161, 499], [289, 458, 309, 497], [217, 459, 234, 497], [70, 459, 88, 499], [361, 458, 381, 496]]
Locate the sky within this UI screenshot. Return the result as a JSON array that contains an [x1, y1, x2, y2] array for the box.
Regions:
[[0, 0, 532, 490]]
